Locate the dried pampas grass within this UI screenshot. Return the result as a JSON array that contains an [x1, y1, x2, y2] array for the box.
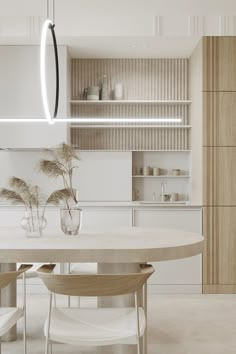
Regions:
[[0, 188, 25, 205]]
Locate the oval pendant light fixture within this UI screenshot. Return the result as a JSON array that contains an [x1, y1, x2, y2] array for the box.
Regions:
[[40, 0, 59, 124]]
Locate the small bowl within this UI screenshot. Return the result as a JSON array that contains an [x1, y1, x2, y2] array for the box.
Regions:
[[172, 169, 181, 176]]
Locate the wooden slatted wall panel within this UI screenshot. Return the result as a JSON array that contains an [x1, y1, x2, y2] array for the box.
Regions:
[[70, 59, 189, 150], [203, 37, 236, 294]]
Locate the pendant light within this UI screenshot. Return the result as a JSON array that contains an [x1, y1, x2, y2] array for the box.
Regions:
[[40, 0, 59, 124], [0, 1, 182, 126]]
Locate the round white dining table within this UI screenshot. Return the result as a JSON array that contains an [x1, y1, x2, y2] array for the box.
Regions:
[[0, 226, 204, 353]]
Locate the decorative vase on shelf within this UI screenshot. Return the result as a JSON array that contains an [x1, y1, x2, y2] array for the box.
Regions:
[[21, 210, 47, 238], [101, 75, 110, 100], [60, 208, 82, 236]]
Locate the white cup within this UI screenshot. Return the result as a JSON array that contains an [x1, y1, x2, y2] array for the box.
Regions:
[[153, 167, 160, 176], [113, 83, 123, 100]]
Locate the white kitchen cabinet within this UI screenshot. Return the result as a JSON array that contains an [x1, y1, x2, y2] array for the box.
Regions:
[[133, 208, 202, 293], [0, 45, 70, 148], [80, 208, 132, 230]]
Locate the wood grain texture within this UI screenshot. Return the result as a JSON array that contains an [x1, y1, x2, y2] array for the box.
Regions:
[[0, 264, 32, 290], [203, 37, 236, 91], [203, 147, 236, 205], [71, 126, 190, 150], [203, 92, 236, 146], [37, 264, 154, 296], [70, 58, 190, 150], [203, 284, 236, 294], [203, 207, 236, 288], [71, 59, 188, 101], [0, 227, 204, 263], [203, 37, 236, 293]]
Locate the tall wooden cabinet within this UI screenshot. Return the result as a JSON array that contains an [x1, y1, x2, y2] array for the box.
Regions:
[[203, 37, 236, 293]]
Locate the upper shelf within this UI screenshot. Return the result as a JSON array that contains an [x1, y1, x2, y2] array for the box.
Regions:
[[70, 100, 192, 105]]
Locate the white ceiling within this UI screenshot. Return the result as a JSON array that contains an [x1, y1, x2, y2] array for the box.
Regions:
[[0, 0, 236, 58]]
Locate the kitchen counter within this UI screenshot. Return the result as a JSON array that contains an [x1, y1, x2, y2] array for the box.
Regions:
[[0, 202, 202, 209]]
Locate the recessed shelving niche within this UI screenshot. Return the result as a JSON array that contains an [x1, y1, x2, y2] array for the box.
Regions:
[[70, 58, 190, 150], [132, 151, 191, 202], [70, 58, 191, 202]]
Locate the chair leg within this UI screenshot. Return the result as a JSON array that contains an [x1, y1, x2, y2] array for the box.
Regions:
[[23, 273, 27, 354], [0, 342, 1, 354], [23, 314, 26, 354], [45, 339, 49, 354], [77, 296, 80, 307], [135, 291, 141, 354], [50, 343, 53, 354]]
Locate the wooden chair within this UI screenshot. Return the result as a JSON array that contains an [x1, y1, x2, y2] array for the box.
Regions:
[[67, 262, 97, 307], [37, 263, 154, 354], [0, 264, 32, 354]]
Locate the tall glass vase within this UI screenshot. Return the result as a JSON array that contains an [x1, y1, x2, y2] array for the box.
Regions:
[[60, 208, 82, 236]]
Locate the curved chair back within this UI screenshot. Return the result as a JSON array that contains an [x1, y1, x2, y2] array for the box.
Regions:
[[37, 264, 154, 296], [0, 264, 32, 290]]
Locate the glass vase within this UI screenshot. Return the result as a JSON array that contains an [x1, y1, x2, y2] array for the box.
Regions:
[[60, 208, 82, 236], [21, 210, 47, 238]]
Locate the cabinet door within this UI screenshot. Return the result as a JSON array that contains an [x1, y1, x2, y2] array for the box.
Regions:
[[203, 92, 236, 147], [0, 45, 69, 148], [203, 147, 236, 205], [76, 152, 132, 202], [133, 209, 202, 293], [203, 37, 236, 91], [203, 207, 236, 293], [80, 209, 132, 230]]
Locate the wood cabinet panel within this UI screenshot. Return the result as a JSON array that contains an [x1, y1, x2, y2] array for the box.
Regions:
[[203, 207, 236, 292], [203, 92, 236, 146], [203, 147, 236, 205], [203, 37, 236, 91]]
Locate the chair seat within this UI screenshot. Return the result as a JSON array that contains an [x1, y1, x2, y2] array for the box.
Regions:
[[45, 307, 145, 346], [70, 263, 97, 275], [0, 308, 23, 337]]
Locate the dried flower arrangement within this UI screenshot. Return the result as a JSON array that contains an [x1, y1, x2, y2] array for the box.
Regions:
[[0, 176, 72, 235], [0, 176, 71, 215], [37, 143, 79, 210]]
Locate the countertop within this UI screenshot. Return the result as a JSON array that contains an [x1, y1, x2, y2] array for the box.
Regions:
[[0, 201, 202, 209]]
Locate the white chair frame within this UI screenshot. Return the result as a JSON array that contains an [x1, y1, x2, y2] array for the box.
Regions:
[[0, 264, 32, 354]]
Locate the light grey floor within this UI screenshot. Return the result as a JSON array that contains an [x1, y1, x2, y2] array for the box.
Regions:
[[2, 294, 236, 354]]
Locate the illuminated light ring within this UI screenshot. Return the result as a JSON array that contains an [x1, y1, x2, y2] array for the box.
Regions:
[[40, 19, 59, 124]]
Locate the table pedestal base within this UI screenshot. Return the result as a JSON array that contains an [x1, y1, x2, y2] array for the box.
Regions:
[[98, 263, 147, 354]]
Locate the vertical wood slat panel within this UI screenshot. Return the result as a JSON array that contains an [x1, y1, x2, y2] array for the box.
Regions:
[[70, 58, 189, 150], [71, 127, 190, 151], [203, 37, 236, 293], [71, 58, 188, 100]]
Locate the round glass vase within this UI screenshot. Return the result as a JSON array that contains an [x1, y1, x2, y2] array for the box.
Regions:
[[60, 208, 82, 236], [21, 210, 47, 238]]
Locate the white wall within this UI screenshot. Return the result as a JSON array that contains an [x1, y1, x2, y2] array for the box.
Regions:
[[0, 151, 65, 198], [0, 151, 132, 202]]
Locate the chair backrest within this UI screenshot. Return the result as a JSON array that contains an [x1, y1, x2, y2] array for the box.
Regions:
[[0, 264, 32, 290], [37, 264, 154, 296]]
